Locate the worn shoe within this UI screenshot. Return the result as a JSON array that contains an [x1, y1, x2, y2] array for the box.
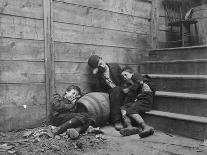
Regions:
[[120, 127, 141, 136], [66, 128, 79, 140], [139, 127, 154, 138], [114, 121, 124, 131]]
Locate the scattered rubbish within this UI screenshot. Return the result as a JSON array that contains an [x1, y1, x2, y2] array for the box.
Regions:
[[0, 132, 6, 137], [0, 125, 107, 154], [55, 135, 61, 140], [76, 141, 83, 149], [87, 126, 104, 134], [8, 150, 17, 154], [67, 128, 79, 140], [51, 144, 61, 151], [33, 138, 40, 143], [23, 130, 33, 138], [0, 143, 14, 151], [23, 105, 27, 109], [200, 139, 207, 146], [95, 134, 106, 141], [0, 139, 28, 144]]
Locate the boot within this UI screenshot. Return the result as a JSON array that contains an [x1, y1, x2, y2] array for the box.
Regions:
[[120, 115, 141, 136], [139, 123, 154, 138], [114, 121, 124, 131]]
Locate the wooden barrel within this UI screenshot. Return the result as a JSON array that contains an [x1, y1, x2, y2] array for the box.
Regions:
[[76, 92, 110, 126]]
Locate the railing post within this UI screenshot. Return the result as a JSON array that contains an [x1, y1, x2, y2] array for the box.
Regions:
[[151, 0, 159, 49]]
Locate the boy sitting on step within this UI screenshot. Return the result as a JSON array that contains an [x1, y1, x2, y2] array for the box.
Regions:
[[120, 67, 155, 138], [51, 85, 96, 139]]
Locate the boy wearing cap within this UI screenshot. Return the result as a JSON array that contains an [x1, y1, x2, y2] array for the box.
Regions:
[[120, 67, 155, 138], [88, 55, 124, 130]]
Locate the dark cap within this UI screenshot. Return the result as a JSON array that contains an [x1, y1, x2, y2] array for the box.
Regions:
[[87, 55, 101, 68]]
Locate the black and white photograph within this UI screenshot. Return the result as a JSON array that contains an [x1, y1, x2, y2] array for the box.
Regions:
[[0, 0, 207, 154]]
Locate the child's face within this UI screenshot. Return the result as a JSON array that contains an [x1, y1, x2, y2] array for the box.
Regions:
[[63, 89, 80, 102], [92, 59, 107, 75], [121, 71, 133, 81]]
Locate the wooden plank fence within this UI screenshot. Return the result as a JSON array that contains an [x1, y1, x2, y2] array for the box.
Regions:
[[0, 0, 152, 131]]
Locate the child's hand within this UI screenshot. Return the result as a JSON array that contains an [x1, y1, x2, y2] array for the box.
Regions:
[[122, 88, 129, 94], [121, 109, 127, 116]]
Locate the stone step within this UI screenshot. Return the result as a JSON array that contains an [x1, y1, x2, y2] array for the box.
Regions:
[[147, 74, 207, 94], [140, 59, 207, 75], [149, 45, 207, 61], [144, 110, 207, 140], [154, 91, 207, 117]]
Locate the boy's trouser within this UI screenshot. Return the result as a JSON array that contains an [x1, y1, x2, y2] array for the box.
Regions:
[[55, 117, 90, 135], [109, 86, 124, 123]]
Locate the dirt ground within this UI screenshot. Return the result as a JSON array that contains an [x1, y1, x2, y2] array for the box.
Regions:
[[0, 125, 207, 155]]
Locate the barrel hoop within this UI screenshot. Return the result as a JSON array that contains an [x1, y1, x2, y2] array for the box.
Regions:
[[81, 96, 99, 121], [78, 97, 96, 116], [87, 94, 104, 123], [101, 93, 110, 116]]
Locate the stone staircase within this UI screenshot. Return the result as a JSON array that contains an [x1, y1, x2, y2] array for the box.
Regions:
[[140, 45, 207, 140]]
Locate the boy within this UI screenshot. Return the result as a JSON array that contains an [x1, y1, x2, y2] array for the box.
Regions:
[[88, 55, 125, 130], [51, 85, 95, 139], [120, 67, 155, 138]]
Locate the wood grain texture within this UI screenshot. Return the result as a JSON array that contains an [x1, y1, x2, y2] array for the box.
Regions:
[[55, 62, 139, 75], [43, 0, 54, 122], [55, 62, 139, 83], [0, 104, 46, 131], [193, 9, 207, 19], [55, 61, 140, 92], [55, 82, 96, 95], [54, 22, 150, 49], [192, 4, 207, 45], [55, 62, 90, 75], [0, 38, 44, 60], [151, 0, 159, 48], [196, 18, 207, 44], [55, 73, 95, 83], [0, 61, 45, 83], [54, 0, 152, 18], [0, 83, 46, 106], [193, 3, 207, 12], [54, 42, 147, 64], [0, 0, 43, 19], [53, 2, 150, 34], [0, 14, 43, 40]]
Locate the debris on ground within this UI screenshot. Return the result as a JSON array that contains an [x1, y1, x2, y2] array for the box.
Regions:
[[86, 126, 104, 134], [0, 125, 107, 155], [200, 139, 207, 146]]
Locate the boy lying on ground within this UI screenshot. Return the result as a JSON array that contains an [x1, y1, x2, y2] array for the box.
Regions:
[[119, 67, 155, 138], [50, 85, 96, 139]]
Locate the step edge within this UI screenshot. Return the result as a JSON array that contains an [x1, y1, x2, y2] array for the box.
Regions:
[[144, 74, 207, 79], [155, 91, 207, 100], [146, 110, 207, 123], [140, 59, 207, 64], [149, 45, 207, 52]]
